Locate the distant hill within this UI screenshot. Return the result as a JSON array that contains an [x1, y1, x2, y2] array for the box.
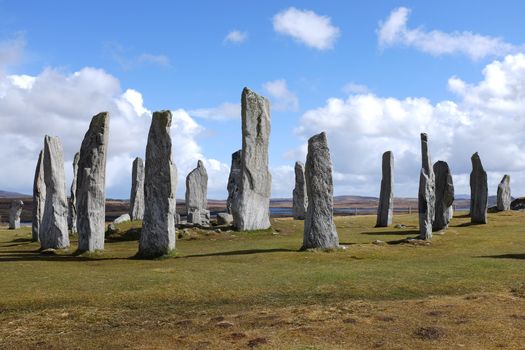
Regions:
[[0, 190, 30, 198]]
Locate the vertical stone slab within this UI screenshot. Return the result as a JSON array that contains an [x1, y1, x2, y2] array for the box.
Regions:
[[302, 132, 339, 250], [470, 152, 488, 224], [375, 151, 394, 227], [226, 150, 242, 214], [40, 136, 69, 249], [418, 133, 435, 240], [497, 174, 511, 211], [138, 110, 177, 258], [185, 160, 209, 225], [9, 200, 23, 230], [76, 112, 110, 252], [129, 157, 145, 221], [293, 161, 307, 220], [32, 150, 45, 241], [231, 88, 272, 231], [433, 160, 454, 231], [67, 152, 80, 234]]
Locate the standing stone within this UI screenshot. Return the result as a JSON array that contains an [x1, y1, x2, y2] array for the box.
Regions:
[[67, 152, 80, 234], [76, 112, 110, 252], [185, 160, 210, 226], [138, 110, 177, 258], [301, 132, 339, 250], [433, 161, 454, 231], [129, 157, 145, 221], [9, 200, 23, 230], [470, 152, 488, 224], [40, 136, 69, 249], [497, 175, 511, 211], [418, 133, 435, 240], [226, 150, 242, 214], [293, 161, 307, 220], [376, 151, 394, 227], [32, 150, 45, 240], [231, 88, 272, 231]]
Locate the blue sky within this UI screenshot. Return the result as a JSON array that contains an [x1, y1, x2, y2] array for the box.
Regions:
[[2, 1, 525, 199]]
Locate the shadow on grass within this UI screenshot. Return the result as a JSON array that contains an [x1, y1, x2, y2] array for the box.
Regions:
[[478, 253, 525, 260], [360, 230, 420, 236], [386, 236, 421, 245], [454, 214, 470, 219], [182, 248, 296, 258], [454, 221, 484, 227]]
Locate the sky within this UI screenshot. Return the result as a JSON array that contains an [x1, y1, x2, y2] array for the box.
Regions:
[[1, 0, 525, 200]]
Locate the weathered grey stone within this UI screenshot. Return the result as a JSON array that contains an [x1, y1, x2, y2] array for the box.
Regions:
[[497, 174, 511, 211], [32, 150, 45, 240], [418, 133, 435, 240], [433, 160, 454, 231], [376, 151, 394, 227], [9, 200, 23, 230], [470, 152, 488, 224], [67, 152, 79, 234], [40, 136, 69, 249], [231, 88, 272, 231], [129, 157, 145, 220], [113, 213, 131, 225], [138, 111, 177, 258], [76, 112, 110, 252], [293, 161, 308, 220], [302, 132, 339, 250], [185, 160, 209, 226], [226, 150, 242, 214], [217, 212, 234, 226]]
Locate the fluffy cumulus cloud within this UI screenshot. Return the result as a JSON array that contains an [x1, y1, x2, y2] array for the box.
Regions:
[[378, 7, 523, 60], [262, 79, 299, 111], [289, 53, 525, 197], [273, 7, 340, 50], [224, 30, 248, 44]]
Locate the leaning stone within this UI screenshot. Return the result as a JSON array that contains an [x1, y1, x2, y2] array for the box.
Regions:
[[226, 150, 242, 214], [376, 151, 394, 227], [301, 132, 339, 250], [40, 136, 69, 249], [129, 157, 145, 220], [138, 111, 177, 258], [217, 212, 234, 226], [231, 88, 272, 231], [470, 152, 488, 224], [67, 152, 80, 234], [293, 161, 308, 220], [418, 133, 435, 240], [32, 150, 45, 240], [113, 213, 131, 225], [76, 112, 110, 252], [185, 160, 210, 226], [496, 175, 511, 211], [433, 161, 454, 231], [9, 200, 23, 230]]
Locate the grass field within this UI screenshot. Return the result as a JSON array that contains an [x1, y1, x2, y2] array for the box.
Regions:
[[0, 211, 524, 349]]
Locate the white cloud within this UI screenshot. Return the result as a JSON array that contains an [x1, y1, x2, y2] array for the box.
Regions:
[[342, 82, 369, 95], [273, 7, 340, 50], [224, 30, 248, 44], [189, 102, 240, 121], [262, 79, 299, 112], [0, 34, 25, 69], [105, 43, 171, 70], [378, 7, 522, 60]]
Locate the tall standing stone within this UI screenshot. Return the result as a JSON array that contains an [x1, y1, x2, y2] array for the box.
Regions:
[[185, 160, 209, 225], [138, 111, 177, 258], [302, 132, 339, 250], [497, 174, 511, 211], [293, 161, 307, 220], [76, 112, 110, 252], [226, 150, 242, 214], [433, 160, 454, 231], [67, 152, 80, 233], [40, 136, 69, 249], [418, 133, 435, 240], [231, 88, 272, 231], [9, 200, 23, 230], [32, 150, 45, 240], [470, 152, 488, 224], [376, 151, 394, 227], [129, 157, 145, 221]]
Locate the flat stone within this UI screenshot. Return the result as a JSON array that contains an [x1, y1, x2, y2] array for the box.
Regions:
[[433, 160, 454, 231], [67, 152, 80, 234], [418, 133, 435, 240], [470, 152, 488, 224], [497, 174, 511, 211], [31, 150, 45, 240], [9, 199, 23, 230], [293, 161, 307, 220], [376, 151, 394, 227], [129, 157, 145, 220]]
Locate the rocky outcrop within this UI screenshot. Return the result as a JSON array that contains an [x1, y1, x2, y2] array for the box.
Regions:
[[470, 152, 488, 224], [76, 112, 110, 252], [497, 174, 511, 211], [433, 161, 454, 231], [418, 133, 435, 240], [293, 161, 307, 220], [376, 151, 394, 227], [185, 160, 210, 226], [129, 157, 145, 221], [301, 132, 339, 250], [40, 136, 69, 249], [231, 88, 272, 231], [9, 200, 23, 230], [226, 150, 242, 214], [138, 111, 177, 258], [68, 152, 80, 234], [32, 150, 45, 240]]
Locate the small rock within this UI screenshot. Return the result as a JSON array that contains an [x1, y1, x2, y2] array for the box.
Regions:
[[216, 212, 234, 226], [216, 321, 234, 328], [215, 228, 222, 233], [113, 213, 131, 225], [372, 240, 385, 245], [394, 224, 406, 229]]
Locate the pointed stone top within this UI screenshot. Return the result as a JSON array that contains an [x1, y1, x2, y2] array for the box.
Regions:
[[242, 87, 269, 103], [73, 152, 80, 163], [197, 160, 204, 168], [90, 111, 110, 127], [152, 110, 172, 128], [133, 156, 144, 164], [309, 131, 328, 145], [501, 174, 510, 182], [295, 160, 305, 168]]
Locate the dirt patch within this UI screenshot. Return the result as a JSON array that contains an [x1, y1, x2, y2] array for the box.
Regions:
[[413, 326, 445, 340]]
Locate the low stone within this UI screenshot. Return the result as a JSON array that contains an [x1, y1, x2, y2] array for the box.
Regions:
[[217, 212, 234, 226], [373, 240, 386, 245], [511, 197, 525, 210], [215, 228, 222, 233], [216, 321, 234, 328], [497, 174, 511, 211], [113, 213, 131, 225], [9, 200, 23, 230], [394, 224, 406, 229]]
